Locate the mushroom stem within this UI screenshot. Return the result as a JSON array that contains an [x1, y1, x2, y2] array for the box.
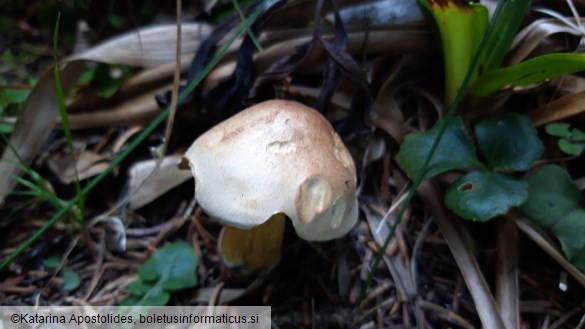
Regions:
[[219, 213, 286, 275]]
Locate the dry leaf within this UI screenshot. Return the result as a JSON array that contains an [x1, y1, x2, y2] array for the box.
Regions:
[[508, 18, 585, 65], [0, 23, 211, 204], [70, 23, 214, 67], [127, 156, 192, 210], [47, 150, 110, 184]]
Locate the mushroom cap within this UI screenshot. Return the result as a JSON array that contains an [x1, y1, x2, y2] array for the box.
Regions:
[[183, 100, 358, 241]]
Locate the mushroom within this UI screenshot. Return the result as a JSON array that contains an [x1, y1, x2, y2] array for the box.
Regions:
[[180, 99, 358, 241]]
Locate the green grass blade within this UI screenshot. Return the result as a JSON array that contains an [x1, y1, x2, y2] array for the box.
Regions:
[[0, 1, 267, 273], [471, 53, 585, 97], [483, 0, 531, 71], [232, 0, 263, 52], [53, 13, 85, 218]]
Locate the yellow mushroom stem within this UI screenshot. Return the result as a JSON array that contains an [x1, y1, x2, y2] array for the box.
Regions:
[[218, 213, 285, 275]]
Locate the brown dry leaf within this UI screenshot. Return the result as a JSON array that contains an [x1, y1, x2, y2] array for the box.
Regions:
[[112, 126, 143, 154], [95, 27, 432, 109], [495, 219, 520, 329], [512, 215, 585, 289], [526, 89, 585, 126], [361, 135, 386, 168], [508, 18, 584, 65], [116, 57, 194, 95], [361, 203, 398, 255], [47, 150, 110, 184], [67, 87, 168, 130], [0, 61, 85, 205], [69, 23, 214, 67], [372, 83, 407, 144], [127, 156, 192, 210], [0, 23, 211, 204], [550, 75, 585, 96]]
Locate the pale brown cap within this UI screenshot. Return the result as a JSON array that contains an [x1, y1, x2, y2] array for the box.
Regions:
[[182, 100, 358, 241]]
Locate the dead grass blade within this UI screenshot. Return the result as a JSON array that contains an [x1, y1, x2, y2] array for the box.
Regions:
[[418, 180, 506, 329], [70, 23, 214, 67], [526, 89, 585, 126], [47, 150, 110, 184], [508, 18, 585, 65], [66, 88, 164, 130], [495, 219, 520, 329], [511, 214, 585, 288]]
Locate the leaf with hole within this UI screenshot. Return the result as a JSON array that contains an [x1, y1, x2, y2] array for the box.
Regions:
[[475, 113, 543, 171], [120, 242, 198, 306], [397, 117, 481, 180], [519, 165, 585, 272], [445, 170, 528, 222]]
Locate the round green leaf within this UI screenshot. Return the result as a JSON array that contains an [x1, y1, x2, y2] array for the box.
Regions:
[[519, 165, 582, 225], [42, 255, 60, 269], [138, 242, 198, 290], [445, 171, 528, 222], [545, 123, 572, 139], [128, 280, 152, 296], [519, 165, 585, 272], [0, 122, 14, 134], [571, 128, 585, 142], [397, 117, 480, 180], [122, 242, 198, 305], [61, 269, 80, 292], [558, 139, 583, 156], [475, 113, 543, 171], [553, 209, 585, 262]]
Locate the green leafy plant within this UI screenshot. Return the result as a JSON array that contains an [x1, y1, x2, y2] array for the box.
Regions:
[[417, 0, 488, 103], [120, 242, 198, 306], [419, 0, 585, 103], [519, 165, 585, 271], [398, 116, 585, 272], [398, 113, 543, 222], [43, 254, 81, 292], [393, 0, 585, 276], [358, 0, 511, 306], [6, 160, 82, 221], [545, 122, 585, 156]]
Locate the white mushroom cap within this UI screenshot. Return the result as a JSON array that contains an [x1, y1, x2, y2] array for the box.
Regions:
[[182, 100, 358, 241]]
